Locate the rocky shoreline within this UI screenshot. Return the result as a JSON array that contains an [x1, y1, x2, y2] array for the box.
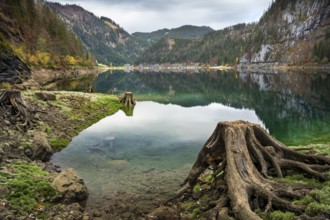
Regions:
[[0, 88, 122, 219]]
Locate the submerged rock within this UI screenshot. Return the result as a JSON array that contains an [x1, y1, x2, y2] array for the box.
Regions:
[[52, 168, 89, 203], [106, 159, 129, 171]]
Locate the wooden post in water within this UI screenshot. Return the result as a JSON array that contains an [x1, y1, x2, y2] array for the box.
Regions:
[[120, 92, 136, 107]]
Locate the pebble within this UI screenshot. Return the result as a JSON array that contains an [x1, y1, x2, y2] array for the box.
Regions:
[[82, 213, 90, 220]]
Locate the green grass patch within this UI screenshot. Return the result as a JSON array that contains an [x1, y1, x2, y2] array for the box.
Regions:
[[269, 211, 295, 220], [49, 137, 71, 151], [274, 174, 322, 187], [304, 185, 330, 216], [60, 93, 122, 135], [0, 161, 56, 215], [192, 183, 201, 194], [290, 144, 330, 156], [191, 208, 201, 219]]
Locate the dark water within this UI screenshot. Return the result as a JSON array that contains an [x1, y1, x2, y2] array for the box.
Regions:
[[51, 70, 330, 202]]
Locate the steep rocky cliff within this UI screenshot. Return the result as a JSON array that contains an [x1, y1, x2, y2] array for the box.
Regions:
[[240, 0, 330, 65], [0, 49, 30, 83], [0, 9, 30, 83], [47, 2, 142, 65]]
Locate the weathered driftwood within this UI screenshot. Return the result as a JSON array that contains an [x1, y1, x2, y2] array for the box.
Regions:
[[120, 92, 136, 107], [0, 90, 35, 131], [169, 121, 330, 220]]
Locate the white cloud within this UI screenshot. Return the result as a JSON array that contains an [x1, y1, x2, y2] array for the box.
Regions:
[[47, 0, 273, 33]]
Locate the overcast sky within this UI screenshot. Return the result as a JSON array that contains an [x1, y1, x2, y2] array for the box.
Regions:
[[47, 0, 274, 33]]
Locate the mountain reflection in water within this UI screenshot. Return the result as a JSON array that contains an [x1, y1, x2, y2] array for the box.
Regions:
[[93, 70, 330, 145]]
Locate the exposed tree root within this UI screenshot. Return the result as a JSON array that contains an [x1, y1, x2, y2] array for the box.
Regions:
[[166, 121, 330, 220], [0, 90, 36, 131]]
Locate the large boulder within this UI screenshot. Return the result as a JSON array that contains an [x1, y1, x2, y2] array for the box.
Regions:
[[52, 168, 89, 203], [30, 131, 53, 162], [35, 92, 56, 101]]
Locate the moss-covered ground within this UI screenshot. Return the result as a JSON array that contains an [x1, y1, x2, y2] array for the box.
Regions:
[[23, 91, 123, 150], [0, 161, 56, 215], [0, 90, 124, 218]]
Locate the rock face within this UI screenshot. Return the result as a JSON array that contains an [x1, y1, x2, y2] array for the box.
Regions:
[[0, 52, 31, 83], [239, 0, 330, 65], [52, 168, 89, 203]]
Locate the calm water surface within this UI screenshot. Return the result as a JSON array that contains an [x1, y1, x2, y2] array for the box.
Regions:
[[51, 70, 330, 202]]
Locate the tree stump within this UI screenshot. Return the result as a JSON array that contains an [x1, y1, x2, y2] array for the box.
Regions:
[[0, 90, 35, 131], [169, 121, 330, 220], [120, 92, 136, 107]]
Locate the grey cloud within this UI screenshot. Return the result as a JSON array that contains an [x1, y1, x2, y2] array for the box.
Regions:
[[47, 0, 273, 32]]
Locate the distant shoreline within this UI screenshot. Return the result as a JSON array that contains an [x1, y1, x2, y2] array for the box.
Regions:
[[98, 62, 330, 73]]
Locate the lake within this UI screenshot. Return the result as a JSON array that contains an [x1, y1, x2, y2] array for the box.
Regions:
[[51, 69, 330, 207]]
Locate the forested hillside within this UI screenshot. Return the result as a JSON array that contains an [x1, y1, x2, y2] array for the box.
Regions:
[[132, 25, 214, 51], [136, 23, 254, 65], [47, 2, 143, 65], [136, 0, 330, 66], [0, 0, 95, 72]]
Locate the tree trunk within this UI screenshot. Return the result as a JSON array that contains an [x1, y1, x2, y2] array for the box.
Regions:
[[0, 90, 35, 131], [170, 121, 330, 219], [120, 92, 136, 107]]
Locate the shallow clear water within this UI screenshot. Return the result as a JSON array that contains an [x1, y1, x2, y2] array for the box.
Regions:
[[51, 70, 330, 202], [51, 101, 264, 200]]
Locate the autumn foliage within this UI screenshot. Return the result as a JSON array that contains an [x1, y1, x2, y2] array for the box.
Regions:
[[0, 0, 95, 68]]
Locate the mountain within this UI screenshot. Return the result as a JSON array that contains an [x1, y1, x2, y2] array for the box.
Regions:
[[0, 0, 94, 83], [135, 23, 254, 65], [132, 25, 214, 49], [240, 0, 330, 65], [136, 0, 330, 66], [47, 2, 142, 65]]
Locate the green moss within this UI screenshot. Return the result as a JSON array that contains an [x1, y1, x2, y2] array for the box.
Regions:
[[24, 91, 123, 152], [0, 161, 56, 215], [269, 211, 295, 220], [306, 202, 330, 216], [290, 144, 330, 156], [310, 186, 330, 204], [0, 82, 12, 90], [44, 124, 53, 134], [304, 186, 330, 216], [191, 208, 201, 219], [192, 183, 201, 194], [199, 194, 210, 207], [293, 196, 314, 206], [201, 171, 214, 183], [49, 137, 71, 151], [273, 174, 322, 187], [181, 201, 196, 211], [61, 93, 122, 135]]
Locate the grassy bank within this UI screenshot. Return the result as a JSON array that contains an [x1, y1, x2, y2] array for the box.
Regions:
[[23, 91, 123, 150]]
